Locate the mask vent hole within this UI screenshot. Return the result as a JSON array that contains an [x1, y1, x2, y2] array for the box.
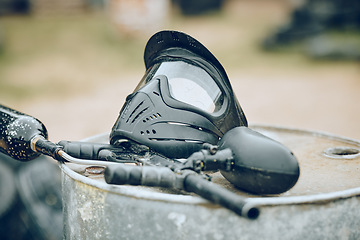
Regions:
[[127, 101, 144, 123], [153, 91, 160, 96], [143, 113, 162, 123], [132, 107, 149, 124]]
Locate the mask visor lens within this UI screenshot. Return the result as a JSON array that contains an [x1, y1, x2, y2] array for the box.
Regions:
[[154, 61, 223, 113]]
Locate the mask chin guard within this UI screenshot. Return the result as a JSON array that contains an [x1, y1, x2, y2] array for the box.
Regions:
[[110, 30, 247, 159]]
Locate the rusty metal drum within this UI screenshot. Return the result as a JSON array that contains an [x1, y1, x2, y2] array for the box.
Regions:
[[61, 125, 360, 240]]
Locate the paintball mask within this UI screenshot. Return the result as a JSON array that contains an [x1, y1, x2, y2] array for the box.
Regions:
[[110, 30, 247, 158]]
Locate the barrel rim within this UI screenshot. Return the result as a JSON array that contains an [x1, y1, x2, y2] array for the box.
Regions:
[[60, 124, 360, 207]]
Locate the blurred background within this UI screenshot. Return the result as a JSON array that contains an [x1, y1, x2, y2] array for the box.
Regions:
[[1, 0, 359, 142], [0, 0, 359, 239]]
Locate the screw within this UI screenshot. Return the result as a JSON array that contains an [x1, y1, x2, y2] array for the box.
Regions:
[[85, 166, 105, 175]]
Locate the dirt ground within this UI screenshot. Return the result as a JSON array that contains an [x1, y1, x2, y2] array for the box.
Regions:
[[1, 0, 359, 143]]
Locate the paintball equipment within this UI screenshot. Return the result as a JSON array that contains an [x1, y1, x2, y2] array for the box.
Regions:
[[0, 104, 300, 219], [110, 30, 248, 159], [60, 127, 300, 195], [0, 105, 48, 161], [60, 126, 300, 195], [0, 31, 301, 220], [0, 104, 259, 218], [218, 127, 299, 194]]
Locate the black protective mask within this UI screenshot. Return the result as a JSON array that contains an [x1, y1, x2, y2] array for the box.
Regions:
[[110, 31, 247, 158]]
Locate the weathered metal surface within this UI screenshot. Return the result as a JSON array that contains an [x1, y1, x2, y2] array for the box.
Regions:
[[62, 125, 360, 240]]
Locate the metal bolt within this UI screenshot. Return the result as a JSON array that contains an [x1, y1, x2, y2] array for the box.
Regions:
[[85, 166, 105, 175]]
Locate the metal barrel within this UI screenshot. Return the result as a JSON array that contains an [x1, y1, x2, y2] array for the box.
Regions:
[[61, 125, 360, 240]]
